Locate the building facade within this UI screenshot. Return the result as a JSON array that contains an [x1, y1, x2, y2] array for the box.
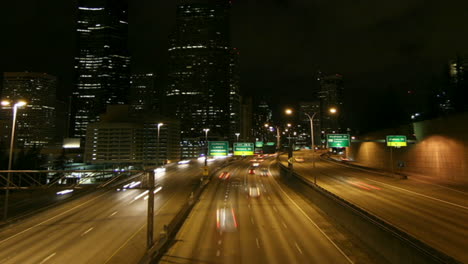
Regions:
[[84, 105, 180, 165], [165, 0, 241, 148], [130, 73, 158, 114], [1, 72, 57, 148], [318, 72, 344, 133], [72, 0, 130, 139], [447, 56, 468, 112], [253, 100, 273, 142]]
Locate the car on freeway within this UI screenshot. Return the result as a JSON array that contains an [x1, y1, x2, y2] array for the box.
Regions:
[[248, 186, 261, 198], [294, 156, 305, 163], [218, 171, 231, 180], [248, 168, 255, 174]]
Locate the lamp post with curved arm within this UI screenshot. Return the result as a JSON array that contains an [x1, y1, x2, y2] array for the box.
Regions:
[[2, 100, 27, 220]]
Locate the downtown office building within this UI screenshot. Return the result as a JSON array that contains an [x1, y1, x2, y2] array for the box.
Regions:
[[165, 0, 241, 158], [0, 72, 57, 148], [72, 0, 130, 140]]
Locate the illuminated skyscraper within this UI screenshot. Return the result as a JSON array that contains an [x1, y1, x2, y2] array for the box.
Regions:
[[1, 72, 57, 148], [447, 56, 468, 112], [72, 0, 130, 139], [318, 72, 344, 133], [130, 73, 158, 113], [165, 0, 240, 145]]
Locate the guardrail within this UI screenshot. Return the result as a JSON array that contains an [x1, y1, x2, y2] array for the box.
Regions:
[[277, 162, 461, 264]]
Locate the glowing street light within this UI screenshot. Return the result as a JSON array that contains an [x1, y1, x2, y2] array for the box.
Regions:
[[203, 128, 210, 167], [235, 133, 240, 142], [156, 123, 163, 167], [2, 100, 27, 220]]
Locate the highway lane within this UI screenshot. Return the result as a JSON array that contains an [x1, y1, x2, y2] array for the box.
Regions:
[[0, 158, 227, 264], [282, 151, 468, 263], [160, 158, 360, 264]]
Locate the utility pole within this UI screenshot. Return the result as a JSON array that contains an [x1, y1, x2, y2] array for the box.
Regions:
[[147, 170, 155, 249]]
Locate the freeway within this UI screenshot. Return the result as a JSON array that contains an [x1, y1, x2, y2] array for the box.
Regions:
[[283, 151, 468, 263], [160, 157, 375, 264], [0, 158, 226, 264]]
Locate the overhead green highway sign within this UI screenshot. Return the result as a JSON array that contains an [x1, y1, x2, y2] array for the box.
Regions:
[[208, 141, 229, 156], [327, 134, 350, 148], [386, 135, 407, 147], [255, 141, 264, 148], [233, 142, 255, 156]]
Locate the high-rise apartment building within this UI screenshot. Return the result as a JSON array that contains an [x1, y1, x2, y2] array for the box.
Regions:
[[72, 0, 130, 139], [165, 0, 240, 145], [447, 56, 468, 112], [318, 72, 344, 133], [1, 72, 57, 148], [130, 73, 158, 113], [253, 100, 273, 142]]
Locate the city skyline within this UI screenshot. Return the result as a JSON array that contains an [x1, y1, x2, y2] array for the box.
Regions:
[[1, 0, 468, 132]]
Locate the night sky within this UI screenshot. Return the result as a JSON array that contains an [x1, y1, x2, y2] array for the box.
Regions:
[[1, 0, 468, 131]]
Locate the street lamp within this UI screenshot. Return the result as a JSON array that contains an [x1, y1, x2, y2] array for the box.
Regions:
[[203, 128, 210, 167], [235, 133, 240, 142], [156, 123, 163, 167], [304, 112, 318, 151], [2, 100, 27, 220]]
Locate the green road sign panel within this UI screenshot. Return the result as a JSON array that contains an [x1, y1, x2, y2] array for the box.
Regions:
[[266, 142, 276, 146], [255, 141, 264, 148], [208, 141, 229, 156], [327, 134, 350, 148], [386, 135, 407, 147], [233, 142, 254, 156]]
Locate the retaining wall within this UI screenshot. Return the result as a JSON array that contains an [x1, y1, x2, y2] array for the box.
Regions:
[[348, 113, 468, 183]]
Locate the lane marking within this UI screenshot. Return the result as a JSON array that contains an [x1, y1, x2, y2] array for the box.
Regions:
[[411, 178, 468, 195], [81, 227, 94, 237], [267, 163, 354, 264], [39, 252, 56, 264], [250, 217, 255, 224], [267, 196, 271, 201], [103, 190, 177, 264], [295, 242, 303, 255], [218, 240, 222, 245], [273, 206, 278, 212], [216, 250, 221, 257], [109, 211, 118, 217], [0, 190, 112, 246], [256, 238, 260, 248], [282, 221, 288, 229], [365, 178, 468, 210]]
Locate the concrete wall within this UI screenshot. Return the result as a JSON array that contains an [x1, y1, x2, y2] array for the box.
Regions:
[[348, 113, 468, 183]]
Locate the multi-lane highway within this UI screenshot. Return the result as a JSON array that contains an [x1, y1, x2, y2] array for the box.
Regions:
[[282, 151, 468, 263], [0, 159, 225, 264], [160, 157, 373, 264]]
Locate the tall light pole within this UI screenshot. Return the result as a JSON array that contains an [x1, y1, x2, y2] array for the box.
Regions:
[[265, 123, 281, 152], [304, 112, 317, 151], [203, 128, 210, 167], [2, 100, 27, 220], [235, 133, 240, 142], [156, 123, 163, 167]]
